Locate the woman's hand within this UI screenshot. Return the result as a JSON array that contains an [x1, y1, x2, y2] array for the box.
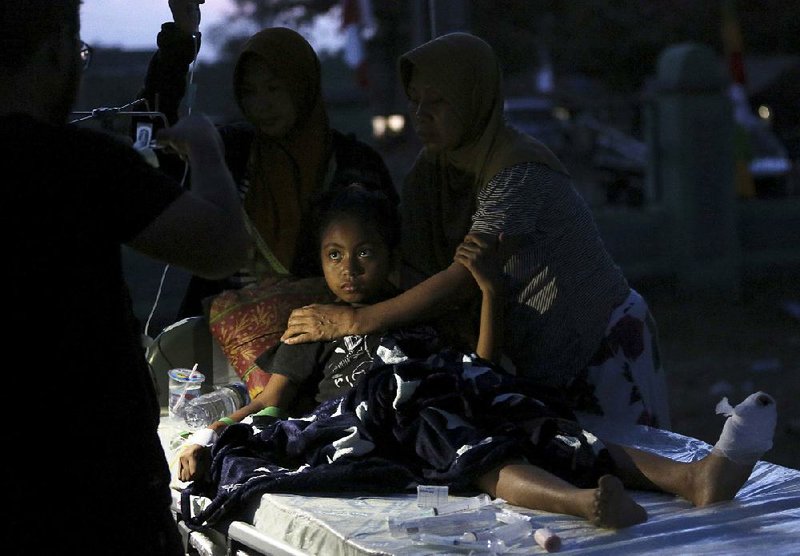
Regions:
[[454, 233, 505, 294], [280, 304, 357, 344], [177, 443, 212, 482]]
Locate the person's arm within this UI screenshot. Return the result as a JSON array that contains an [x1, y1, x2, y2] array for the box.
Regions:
[[137, 0, 202, 124], [453, 233, 506, 362], [177, 374, 298, 482], [214, 374, 297, 432], [280, 262, 479, 344], [127, 113, 251, 279]]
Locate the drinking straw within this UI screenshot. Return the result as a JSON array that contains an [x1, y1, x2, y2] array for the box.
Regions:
[[172, 363, 199, 414]]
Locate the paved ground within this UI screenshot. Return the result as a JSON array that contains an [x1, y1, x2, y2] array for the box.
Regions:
[[124, 248, 800, 472]]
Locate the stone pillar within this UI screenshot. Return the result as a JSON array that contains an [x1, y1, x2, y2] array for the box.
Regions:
[[644, 42, 741, 297]]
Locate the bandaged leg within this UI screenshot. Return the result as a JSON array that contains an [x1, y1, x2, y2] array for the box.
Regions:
[[711, 391, 777, 465], [604, 391, 778, 508], [679, 391, 778, 507]]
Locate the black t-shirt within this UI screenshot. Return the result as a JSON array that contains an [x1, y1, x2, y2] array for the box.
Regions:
[[258, 334, 384, 403], [2, 114, 184, 507], [257, 323, 443, 404]]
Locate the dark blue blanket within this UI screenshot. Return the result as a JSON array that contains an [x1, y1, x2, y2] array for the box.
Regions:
[[182, 349, 609, 529]]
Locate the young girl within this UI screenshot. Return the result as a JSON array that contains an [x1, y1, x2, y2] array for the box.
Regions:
[[178, 184, 775, 532]]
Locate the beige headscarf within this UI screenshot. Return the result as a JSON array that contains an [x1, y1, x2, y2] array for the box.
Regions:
[[398, 32, 569, 276], [233, 27, 332, 274]]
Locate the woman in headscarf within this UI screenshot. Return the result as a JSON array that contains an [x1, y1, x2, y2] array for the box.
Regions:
[[139, 1, 397, 317], [282, 32, 670, 431]]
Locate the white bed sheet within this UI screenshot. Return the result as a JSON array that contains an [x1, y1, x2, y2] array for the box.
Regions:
[[159, 416, 800, 555]]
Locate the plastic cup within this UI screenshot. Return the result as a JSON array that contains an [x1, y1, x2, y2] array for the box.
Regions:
[[168, 368, 205, 418]]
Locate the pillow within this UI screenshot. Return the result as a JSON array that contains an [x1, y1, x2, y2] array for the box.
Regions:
[[207, 275, 334, 400]]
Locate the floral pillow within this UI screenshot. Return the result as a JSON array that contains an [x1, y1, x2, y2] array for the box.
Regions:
[[207, 275, 334, 400]]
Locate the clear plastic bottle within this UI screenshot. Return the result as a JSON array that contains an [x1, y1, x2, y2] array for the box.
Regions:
[[183, 382, 250, 429]]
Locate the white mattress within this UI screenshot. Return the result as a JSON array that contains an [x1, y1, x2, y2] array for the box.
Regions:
[[159, 417, 800, 555]]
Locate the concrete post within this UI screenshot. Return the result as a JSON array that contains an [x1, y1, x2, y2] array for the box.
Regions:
[[645, 42, 741, 297]]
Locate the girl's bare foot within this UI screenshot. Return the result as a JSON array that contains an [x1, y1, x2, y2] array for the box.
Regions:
[[589, 474, 648, 528]]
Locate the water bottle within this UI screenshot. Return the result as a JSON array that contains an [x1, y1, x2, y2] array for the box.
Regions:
[[183, 381, 250, 429]]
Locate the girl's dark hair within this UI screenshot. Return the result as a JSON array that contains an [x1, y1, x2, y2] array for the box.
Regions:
[[317, 183, 401, 251]]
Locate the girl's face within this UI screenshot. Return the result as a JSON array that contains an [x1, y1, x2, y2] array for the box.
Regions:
[[238, 57, 297, 137], [320, 216, 392, 305], [406, 69, 465, 153]]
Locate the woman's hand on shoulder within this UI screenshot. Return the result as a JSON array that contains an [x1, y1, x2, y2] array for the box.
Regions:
[[280, 304, 357, 344]]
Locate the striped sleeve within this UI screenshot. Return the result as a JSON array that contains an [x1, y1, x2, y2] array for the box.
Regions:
[[470, 163, 551, 237]]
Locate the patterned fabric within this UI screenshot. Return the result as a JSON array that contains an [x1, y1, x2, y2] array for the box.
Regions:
[[181, 347, 612, 530], [470, 162, 632, 387], [257, 323, 443, 404], [207, 275, 334, 399], [566, 289, 671, 430], [258, 331, 386, 404]]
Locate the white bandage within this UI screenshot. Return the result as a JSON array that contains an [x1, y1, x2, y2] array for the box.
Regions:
[[186, 428, 218, 448], [712, 391, 777, 465]]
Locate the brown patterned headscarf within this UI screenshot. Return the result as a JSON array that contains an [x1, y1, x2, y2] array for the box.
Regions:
[[398, 32, 569, 277], [233, 27, 332, 272]]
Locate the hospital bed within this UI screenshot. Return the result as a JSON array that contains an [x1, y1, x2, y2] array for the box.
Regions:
[[147, 286, 799, 555], [157, 412, 800, 555]]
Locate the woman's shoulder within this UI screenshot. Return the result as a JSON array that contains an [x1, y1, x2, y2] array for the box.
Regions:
[[481, 161, 551, 195], [494, 160, 564, 180], [486, 160, 572, 195]]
